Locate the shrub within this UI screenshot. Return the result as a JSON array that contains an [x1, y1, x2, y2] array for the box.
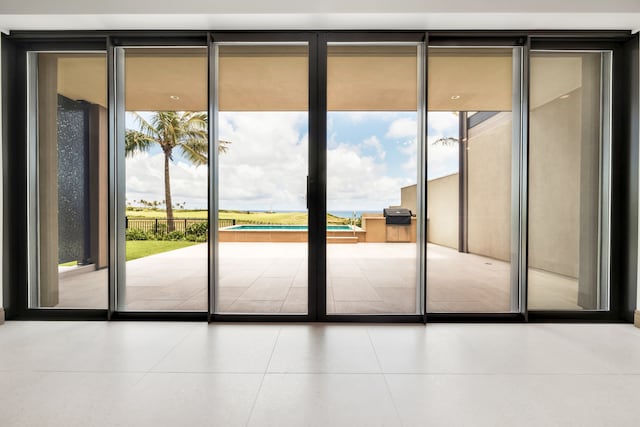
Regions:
[[162, 230, 186, 241], [125, 228, 150, 241], [186, 222, 208, 242]]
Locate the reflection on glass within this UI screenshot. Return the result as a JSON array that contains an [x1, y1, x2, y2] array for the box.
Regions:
[[426, 48, 516, 313], [216, 44, 309, 314], [326, 44, 420, 315], [30, 52, 109, 308], [121, 48, 208, 311], [527, 51, 610, 311]]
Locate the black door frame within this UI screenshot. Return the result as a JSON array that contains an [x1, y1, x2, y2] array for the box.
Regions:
[[2, 30, 637, 323]]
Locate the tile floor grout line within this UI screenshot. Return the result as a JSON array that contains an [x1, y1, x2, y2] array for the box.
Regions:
[[245, 326, 283, 427], [376, 371, 640, 376], [24, 369, 640, 376], [366, 328, 405, 427], [143, 323, 200, 380], [275, 283, 292, 314]]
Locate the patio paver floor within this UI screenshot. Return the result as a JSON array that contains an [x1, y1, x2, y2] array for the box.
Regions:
[[55, 242, 580, 313]]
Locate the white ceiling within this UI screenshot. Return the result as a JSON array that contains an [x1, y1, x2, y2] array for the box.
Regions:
[[0, 1, 639, 32], [2, 0, 640, 14], [53, 47, 585, 112]]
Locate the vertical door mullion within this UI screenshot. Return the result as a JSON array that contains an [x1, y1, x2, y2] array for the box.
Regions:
[[520, 38, 531, 320], [111, 45, 127, 314], [208, 34, 219, 320], [420, 32, 429, 322], [107, 38, 116, 319], [25, 52, 39, 309], [313, 33, 328, 320], [510, 45, 524, 314]]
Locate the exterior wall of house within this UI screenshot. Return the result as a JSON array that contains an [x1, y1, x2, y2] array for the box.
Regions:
[[425, 175, 458, 250], [467, 112, 512, 262], [400, 185, 417, 214], [421, 99, 587, 279]]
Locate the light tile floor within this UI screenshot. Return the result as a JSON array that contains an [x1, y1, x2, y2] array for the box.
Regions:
[[0, 321, 639, 426], [55, 242, 580, 313]]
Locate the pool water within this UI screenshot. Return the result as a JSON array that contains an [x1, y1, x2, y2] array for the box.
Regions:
[[226, 225, 354, 231]]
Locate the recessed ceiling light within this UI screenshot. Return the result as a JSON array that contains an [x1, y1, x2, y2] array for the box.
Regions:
[[169, 95, 180, 100], [450, 95, 461, 100], [559, 94, 570, 99]]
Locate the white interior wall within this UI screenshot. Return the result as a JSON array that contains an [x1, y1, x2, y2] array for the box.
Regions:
[[1, 0, 639, 14], [0, 0, 640, 14], [0, 1, 639, 32]]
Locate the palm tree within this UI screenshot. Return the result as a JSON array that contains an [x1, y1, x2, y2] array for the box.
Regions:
[[125, 111, 230, 230], [432, 136, 459, 146]]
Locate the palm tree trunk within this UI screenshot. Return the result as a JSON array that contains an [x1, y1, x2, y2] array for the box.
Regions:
[[163, 151, 174, 232]]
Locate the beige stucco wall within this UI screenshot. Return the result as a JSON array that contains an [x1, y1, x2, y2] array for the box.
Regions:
[[528, 90, 582, 278], [464, 104, 582, 275], [425, 174, 458, 249], [467, 112, 512, 262], [412, 99, 589, 278], [400, 184, 417, 214]]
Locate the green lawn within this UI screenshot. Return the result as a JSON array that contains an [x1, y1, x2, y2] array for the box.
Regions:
[[59, 260, 78, 267], [126, 208, 349, 225], [126, 240, 198, 261]]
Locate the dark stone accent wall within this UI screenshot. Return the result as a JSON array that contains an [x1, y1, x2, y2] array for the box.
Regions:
[[57, 95, 90, 265]]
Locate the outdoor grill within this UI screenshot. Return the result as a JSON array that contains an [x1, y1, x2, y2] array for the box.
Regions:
[[383, 208, 412, 225]]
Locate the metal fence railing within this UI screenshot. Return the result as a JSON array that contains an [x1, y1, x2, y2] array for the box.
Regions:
[[125, 217, 207, 234], [218, 218, 236, 228]]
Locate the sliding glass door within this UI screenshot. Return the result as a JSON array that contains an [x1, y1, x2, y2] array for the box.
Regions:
[[22, 34, 619, 321], [27, 51, 109, 309], [527, 50, 612, 311], [325, 42, 424, 315], [116, 47, 209, 311], [212, 41, 310, 315], [426, 47, 522, 313]]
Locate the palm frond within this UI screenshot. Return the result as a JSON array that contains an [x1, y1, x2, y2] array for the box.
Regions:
[[127, 111, 231, 164], [124, 130, 155, 156], [218, 139, 231, 153], [179, 139, 208, 166], [132, 112, 159, 140], [432, 136, 459, 146]]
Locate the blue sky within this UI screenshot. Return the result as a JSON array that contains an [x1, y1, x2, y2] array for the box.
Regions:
[[125, 111, 460, 211]]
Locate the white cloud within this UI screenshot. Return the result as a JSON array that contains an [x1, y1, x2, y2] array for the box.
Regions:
[[327, 142, 411, 211], [217, 112, 308, 211], [125, 111, 456, 212], [126, 152, 208, 208], [399, 138, 418, 171], [386, 117, 417, 139], [427, 135, 459, 179], [428, 111, 459, 137], [361, 135, 386, 160]]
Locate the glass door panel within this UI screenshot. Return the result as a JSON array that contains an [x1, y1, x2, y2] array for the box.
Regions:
[[28, 52, 109, 309], [527, 51, 611, 311], [426, 47, 520, 313], [326, 44, 422, 315], [214, 44, 309, 314], [118, 47, 208, 311]]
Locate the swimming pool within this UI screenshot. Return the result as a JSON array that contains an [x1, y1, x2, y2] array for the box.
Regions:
[[224, 224, 355, 231]]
